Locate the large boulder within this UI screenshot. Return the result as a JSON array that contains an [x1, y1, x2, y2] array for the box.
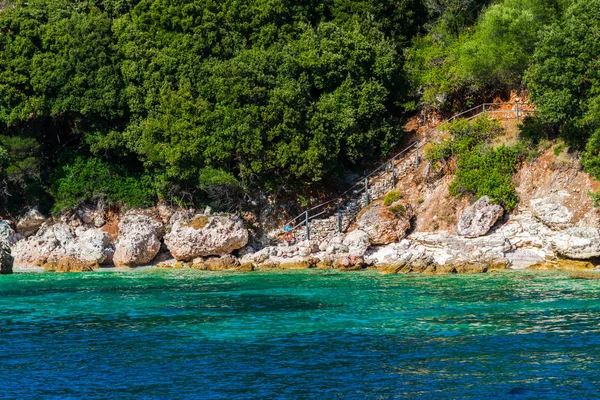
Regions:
[[113, 214, 164, 267], [343, 229, 370, 256], [356, 201, 413, 245], [16, 208, 46, 237], [13, 223, 110, 271], [457, 196, 504, 238], [165, 215, 248, 261], [531, 197, 573, 230], [552, 227, 600, 260], [320, 234, 348, 255]]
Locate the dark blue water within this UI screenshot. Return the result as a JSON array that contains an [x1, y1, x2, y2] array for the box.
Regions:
[[1, 269, 600, 399]]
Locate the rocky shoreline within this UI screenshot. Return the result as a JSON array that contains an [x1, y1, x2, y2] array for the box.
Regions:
[[1, 195, 600, 277], [2, 148, 600, 277]]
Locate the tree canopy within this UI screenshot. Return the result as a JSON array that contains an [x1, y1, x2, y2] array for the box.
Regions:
[[0, 0, 426, 213]]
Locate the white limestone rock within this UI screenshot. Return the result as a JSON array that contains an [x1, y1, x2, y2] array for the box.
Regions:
[[164, 215, 248, 261], [113, 214, 164, 267], [457, 196, 504, 238], [551, 227, 600, 260]]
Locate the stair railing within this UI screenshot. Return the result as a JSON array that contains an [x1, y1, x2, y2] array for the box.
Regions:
[[283, 102, 535, 241]]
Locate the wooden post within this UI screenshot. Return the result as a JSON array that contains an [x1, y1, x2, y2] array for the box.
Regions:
[[390, 161, 395, 188], [364, 178, 369, 206], [515, 101, 520, 121], [483, 104, 486, 113], [305, 211, 310, 241]]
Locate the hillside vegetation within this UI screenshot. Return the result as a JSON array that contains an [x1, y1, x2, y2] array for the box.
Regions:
[[0, 0, 598, 214]]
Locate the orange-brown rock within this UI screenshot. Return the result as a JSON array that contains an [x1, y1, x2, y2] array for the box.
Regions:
[[278, 257, 319, 270], [527, 259, 596, 271], [204, 255, 240, 271], [43, 258, 99, 273], [356, 200, 414, 245]]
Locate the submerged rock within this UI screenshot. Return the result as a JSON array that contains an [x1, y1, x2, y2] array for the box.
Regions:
[[527, 259, 596, 271], [113, 214, 164, 267], [165, 215, 248, 261], [457, 196, 503, 238], [569, 272, 600, 280]]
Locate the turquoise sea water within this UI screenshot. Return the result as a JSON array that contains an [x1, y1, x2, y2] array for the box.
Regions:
[[1, 269, 600, 399]]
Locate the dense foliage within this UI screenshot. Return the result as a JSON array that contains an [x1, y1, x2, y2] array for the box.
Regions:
[[1, 0, 600, 214], [0, 0, 427, 213]]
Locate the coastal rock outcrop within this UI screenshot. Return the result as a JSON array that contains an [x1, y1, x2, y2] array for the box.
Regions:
[[551, 227, 600, 260], [13, 223, 111, 271], [113, 214, 164, 267], [357, 201, 413, 245], [457, 196, 504, 238], [16, 208, 46, 237], [411, 232, 511, 266], [531, 196, 573, 230], [203, 255, 242, 271], [165, 215, 248, 261]]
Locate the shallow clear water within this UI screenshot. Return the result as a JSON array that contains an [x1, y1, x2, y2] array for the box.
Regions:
[[1, 269, 600, 399]]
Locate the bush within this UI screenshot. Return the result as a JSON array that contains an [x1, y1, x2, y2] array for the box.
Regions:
[[425, 116, 523, 211], [383, 190, 402, 206], [588, 191, 600, 208], [389, 203, 406, 218], [425, 115, 503, 165], [51, 158, 156, 213], [449, 145, 522, 211], [518, 116, 552, 146], [198, 167, 244, 212], [553, 143, 566, 156]]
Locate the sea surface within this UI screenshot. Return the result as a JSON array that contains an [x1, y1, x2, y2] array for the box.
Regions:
[[1, 269, 600, 399]]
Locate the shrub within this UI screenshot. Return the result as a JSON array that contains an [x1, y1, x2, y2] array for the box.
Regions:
[[449, 144, 522, 211], [518, 116, 552, 146], [383, 190, 402, 206], [198, 167, 244, 212], [425, 116, 503, 165], [426, 116, 523, 211], [589, 191, 600, 208], [51, 157, 155, 213], [389, 203, 406, 218]]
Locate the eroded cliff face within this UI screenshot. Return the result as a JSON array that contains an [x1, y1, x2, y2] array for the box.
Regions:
[[231, 145, 600, 274]]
